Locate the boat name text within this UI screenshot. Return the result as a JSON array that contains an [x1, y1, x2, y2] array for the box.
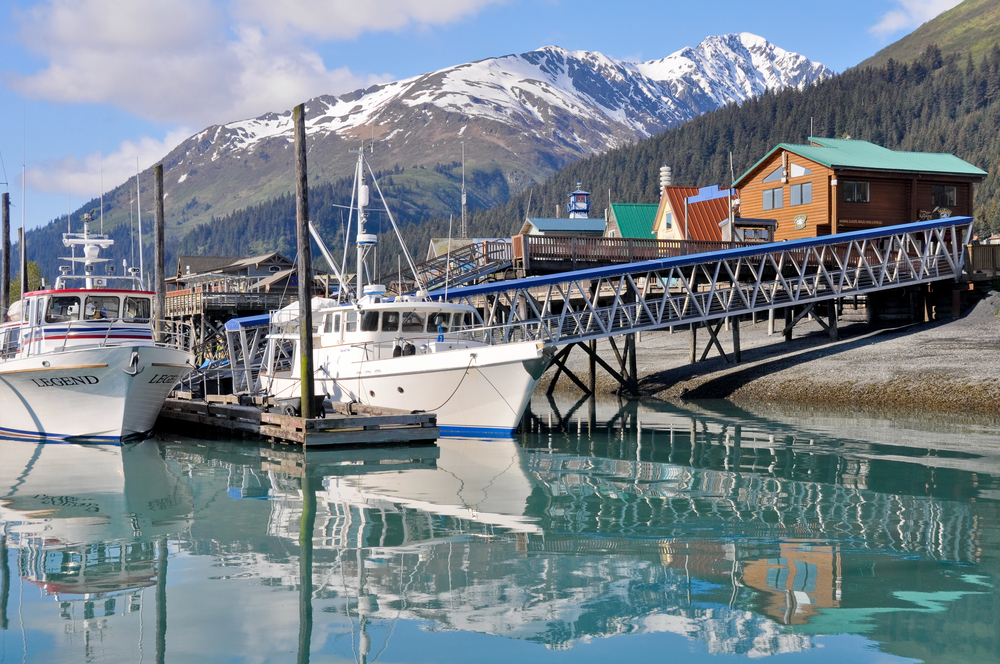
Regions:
[[148, 373, 180, 384], [31, 375, 99, 387]]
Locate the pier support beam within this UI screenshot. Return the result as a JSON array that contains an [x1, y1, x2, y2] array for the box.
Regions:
[[293, 103, 315, 419]]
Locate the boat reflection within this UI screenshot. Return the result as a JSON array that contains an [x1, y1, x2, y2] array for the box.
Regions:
[[0, 398, 997, 662]]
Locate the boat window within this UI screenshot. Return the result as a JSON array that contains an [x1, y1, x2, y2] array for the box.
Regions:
[[334, 314, 340, 333], [0, 328, 19, 358], [452, 312, 474, 330], [45, 296, 81, 323], [123, 297, 151, 322], [401, 311, 425, 332], [85, 295, 121, 320], [361, 311, 379, 332], [323, 314, 333, 334], [381, 311, 400, 332], [428, 312, 450, 333], [346, 311, 357, 332]]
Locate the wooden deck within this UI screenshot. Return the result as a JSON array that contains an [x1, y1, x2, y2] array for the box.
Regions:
[[158, 398, 439, 447], [512, 235, 766, 274]]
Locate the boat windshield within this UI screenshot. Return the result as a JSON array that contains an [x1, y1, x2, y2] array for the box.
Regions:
[[401, 311, 425, 332], [428, 312, 450, 332], [123, 297, 151, 322], [45, 296, 81, 323], [381, 311, 400, 332], [85, 295, 121, 320]]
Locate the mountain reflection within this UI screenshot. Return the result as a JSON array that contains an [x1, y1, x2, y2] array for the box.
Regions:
[[1, 397, 998, 662]]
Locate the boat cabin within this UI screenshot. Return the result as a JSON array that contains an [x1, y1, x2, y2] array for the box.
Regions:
[[1, 289, 155, 359]]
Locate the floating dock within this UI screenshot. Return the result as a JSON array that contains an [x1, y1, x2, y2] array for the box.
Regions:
[[158, 398, 439, 447]]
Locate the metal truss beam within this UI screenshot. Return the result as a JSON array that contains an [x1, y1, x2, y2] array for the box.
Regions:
[[437, 217, 974, 347]]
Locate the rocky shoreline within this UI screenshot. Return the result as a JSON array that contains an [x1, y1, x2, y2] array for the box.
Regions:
[[537, 290, 1000, 421]]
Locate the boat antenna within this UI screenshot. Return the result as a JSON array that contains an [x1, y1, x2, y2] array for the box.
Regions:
[[445, 214, 453, 300], [136, 158, 145, 288], [461, 140, 466, 239], [99, 139, 104, 233]]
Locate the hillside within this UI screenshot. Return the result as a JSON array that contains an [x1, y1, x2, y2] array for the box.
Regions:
[[32, 35, 828, 239], [857, 0, 1000, 70]]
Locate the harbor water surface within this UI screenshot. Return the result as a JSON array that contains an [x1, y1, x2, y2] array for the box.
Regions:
[[2, 396, 998, 663]]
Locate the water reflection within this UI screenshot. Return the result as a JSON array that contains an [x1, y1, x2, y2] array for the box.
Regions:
[[0, 398, 998, 663]]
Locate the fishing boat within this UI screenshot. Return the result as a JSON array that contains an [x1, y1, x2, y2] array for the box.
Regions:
[[0, 215, 195, 443], [255, 149, 553, 437]]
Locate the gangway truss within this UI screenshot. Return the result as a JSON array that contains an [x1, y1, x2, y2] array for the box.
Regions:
[[433, 217, 974, 346]]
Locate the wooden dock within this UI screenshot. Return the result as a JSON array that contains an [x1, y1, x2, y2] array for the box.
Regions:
[[158, 398, 439, 447]]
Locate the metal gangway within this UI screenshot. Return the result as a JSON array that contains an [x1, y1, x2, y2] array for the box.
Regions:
[[436, 216, 974, 346], [411, 239, 513, 291]]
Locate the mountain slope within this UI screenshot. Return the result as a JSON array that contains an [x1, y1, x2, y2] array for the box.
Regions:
[[84, 33, 829, 244], [857, 0, 1000, 70]]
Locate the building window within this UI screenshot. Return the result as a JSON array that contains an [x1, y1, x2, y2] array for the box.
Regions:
[[763, 166, 783, 184], [790, 182, 812, 206], [790, 163, 812, 178], [762, 187, 783, 210], [932, 185, 957, 208], [843, 181, 870, 203], [663, 212, 672, 230]]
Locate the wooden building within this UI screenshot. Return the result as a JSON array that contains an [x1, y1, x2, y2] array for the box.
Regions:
[[604, 203, 659, 239], [733, 137, 987, 241], [517, 217, 606, 237], [652, 185, 739, 242]]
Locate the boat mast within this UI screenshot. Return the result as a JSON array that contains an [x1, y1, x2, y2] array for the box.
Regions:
[[351, 147, 375, 297]]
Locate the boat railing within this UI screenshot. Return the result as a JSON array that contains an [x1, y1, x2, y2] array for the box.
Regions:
[[6, 318, 196, 359]]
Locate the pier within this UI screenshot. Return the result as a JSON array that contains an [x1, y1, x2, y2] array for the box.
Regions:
[[158, 398, 439, 446]]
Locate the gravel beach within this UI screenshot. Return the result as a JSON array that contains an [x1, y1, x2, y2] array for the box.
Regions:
[[538, 289, 1000, 419]]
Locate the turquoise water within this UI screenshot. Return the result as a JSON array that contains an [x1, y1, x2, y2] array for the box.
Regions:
[[1, 396, 998, 663]]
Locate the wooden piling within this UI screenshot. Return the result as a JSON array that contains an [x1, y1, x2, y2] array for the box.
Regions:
[[588, 338, 596, 394], [732, 315, 741, 363], [827, 300, 839, 342], [153, 165, 166, 322], [689, 322, 697, 364], [293, 103, 315, 419], [1, 193, 8, 318]]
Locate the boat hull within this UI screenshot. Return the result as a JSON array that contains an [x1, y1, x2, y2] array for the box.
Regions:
[[0, 345, 193, 443], [265, 341, 553, 437]]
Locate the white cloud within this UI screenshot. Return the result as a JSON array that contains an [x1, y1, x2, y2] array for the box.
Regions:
[[231, 0, 507, 40], [23, 128, 193, 200], [870, 0, 964, 38], [6, 0, 483, 129]]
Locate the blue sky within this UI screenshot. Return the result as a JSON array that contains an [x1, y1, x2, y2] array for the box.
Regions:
[[0, 0, 963, 231]]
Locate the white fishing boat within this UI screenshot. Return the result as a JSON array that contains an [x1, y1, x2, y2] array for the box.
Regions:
[[0, 216, 195, 443], [256, 149, 553, 437]]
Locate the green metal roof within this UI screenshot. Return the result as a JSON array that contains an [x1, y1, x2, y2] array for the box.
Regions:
[[734, 137, 987, 186], [609, 203, 659, 239]]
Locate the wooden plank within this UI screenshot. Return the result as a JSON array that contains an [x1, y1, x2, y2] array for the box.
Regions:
[[305, 414, 435, 430], [158, 409, 261, 434], [304, 427, 440, 447], [206, 394, 240, 405]]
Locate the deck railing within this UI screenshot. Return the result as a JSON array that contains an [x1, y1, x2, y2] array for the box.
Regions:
[[512, 235, 766, 271]]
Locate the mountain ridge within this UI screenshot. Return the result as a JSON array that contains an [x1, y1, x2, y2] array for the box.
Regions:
[[82, 33, 829, 242]]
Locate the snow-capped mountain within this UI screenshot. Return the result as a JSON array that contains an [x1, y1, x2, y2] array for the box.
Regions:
[[137, 34, 832, 233]]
